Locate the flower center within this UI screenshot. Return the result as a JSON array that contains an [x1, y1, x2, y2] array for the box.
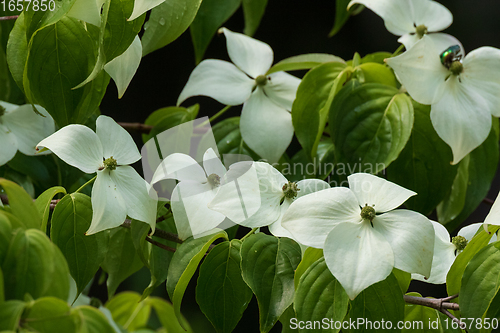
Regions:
[[255, 75, 268, 87], [282, 181, 299, 200], [449, 61, 464, 75], [415, 24, 428, 38], [360, 204, 376, 222], [207, 173, 221, 188], [452, 235, 468, 252], [103, 156, 117, 171]]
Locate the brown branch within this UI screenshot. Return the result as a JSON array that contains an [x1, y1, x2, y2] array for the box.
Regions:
[[117, 122, 153, 134], [0, 15, 19, 21], [483, 197, 494, 205], [145, 236, 176, 253], [1, 194, 60, 208], [122, 218, 183, 244], [404, 294, 464, 328]]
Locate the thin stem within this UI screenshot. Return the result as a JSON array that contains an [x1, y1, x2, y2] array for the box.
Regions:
[[241, 227, 258, 241], [0, 15, 19, 21], [145, 236, 176, 253], [121, 219, 183, 244], [483, 197, 494, 205], [197, 105, 232, 128], [391, 44, 405, 58], [75, 175, 97, 193], [117, 122, 153, 134], [404, 295, 464, 328]]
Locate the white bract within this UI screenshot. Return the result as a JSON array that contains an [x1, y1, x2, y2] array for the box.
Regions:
[[208, 161, 330, 240], [348, 0, 453, 50], [177, 28, 301, 163], [483, 189, 500, 231], [386, 35, 500, 164], [37, 115, 157, 235], [151, 148, 227, 240], [282, 173, 435, 299], [0, 101, 55, 166]]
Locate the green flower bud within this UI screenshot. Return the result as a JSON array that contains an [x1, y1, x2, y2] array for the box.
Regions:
[[207, 173, 221, 188], [255, 75, 268, 87], [415, 24, 428, 38], [452, 235, 468, 252], [282, 181, 299, 200], [103, 156, 118, 171], [360, 204, 376, 222]]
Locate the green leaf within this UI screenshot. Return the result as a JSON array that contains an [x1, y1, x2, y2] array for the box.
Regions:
[[71, 306, 116, 333], [142, 104, 199, 143], [347, 273, 405, 333], [105, 292, 151, 331], [294, 248, 323, 289], [0, 300, 25, 331], [446, 224, 500, 296], [149, 297, 194, 333], [328, 0, 362, 37], [329, 82, 414, 175], [387, 102, 458, 215], [437, 119, 499, 230], [23, 0, 77, 40], [355, 62, 397, 87], [279, 305, 296, 333], [292, 62, 348, 160], [0, 214, 12, 262], [5, 13, 28, 95], [294, 257, 349, 333], [190, 0, 241, 64], [460, 242, 500, 332], [288, 140, 336, 182], [1, 229, 70, 301], [142, 0, 203, 56], [34, 186, 66, 233], [166, 231, 228, 328], [24, 16, 100, 126], [240, 233, 302, 333], [360, 52, 392, 65], [392, 268, 411, 295], [22, 297, 79, 333], [196, 239, 252, 333], [0, 178, 40, 229], [268, 53, 345, 75], [242, 0, 267, 36], [101, 227, 145, 298], [50, 193, 109, 298]]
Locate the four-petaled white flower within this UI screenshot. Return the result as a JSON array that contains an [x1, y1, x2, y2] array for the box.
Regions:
[[281, 173, 435, 299], [348, 0, 454, 50], [208, 161, 330, 242], [177, 28, 301, 163], [0, 101, 55, 166], [37, 115, 157, 234], [386, 36, 500, 164], [151, 148, 227, 240], [413, 221, 498, 284]]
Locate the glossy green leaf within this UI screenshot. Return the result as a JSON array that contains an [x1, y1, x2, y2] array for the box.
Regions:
[[460, 241, 500, 332], [356, 62, 397, 87], [0, 178, 40, 229], [166, 230, 228, 328], [279, 305, 296, 333], [329, 0, 363, 37], [360, 52, 392, 65], [347, 273, 405, 333], [142, 0, 203, 56], [446, 224, 500, 296], [190, 0, 241, 64], [0, 214, 12, 262], [294, 257, 348, 333], [23, 0, 77, 40], [71, 306, 115, 333], [5, 12, 27, 95], [392, 268, 411, 295], [2, 229, 70, 301], [51, 193, 109, 298], [292, 62, 347, 160], [329, 81, 414, 175], [106, 292, 151, 331], [196, 239, 252, 333], [24, 16, 100, 126], [142, 104, 199, 142], [22, 297, 79, 333], [288, 140, 336, 182], [242, 0, 267, 36], [149, 297, 194, 333], [34, 186, 66, 233], [101, 227, 145, 298], [240, 233, 302, 333], [0, 300, 25, 331], [294, 248, 323, 289], [267, 53, 345, 75], [437, 119, 499, 230], [387, 102, 458, 215], [0, 211, 23, 236]]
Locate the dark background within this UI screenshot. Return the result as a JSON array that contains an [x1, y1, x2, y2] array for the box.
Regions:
[[97, 1, 500, 331]]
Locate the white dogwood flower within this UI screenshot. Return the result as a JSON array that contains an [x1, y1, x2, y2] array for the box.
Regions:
[[177, 28, 301, 163], [282, 173, 435, 299], [151, 148, 227, 240], [0, 101, 54, 166], [412, 221, 498, 284], [37, 115, 157, 234], [386, 35, 500, 164], [348, 0, 453, 49], [208, 161, 330, 240]]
